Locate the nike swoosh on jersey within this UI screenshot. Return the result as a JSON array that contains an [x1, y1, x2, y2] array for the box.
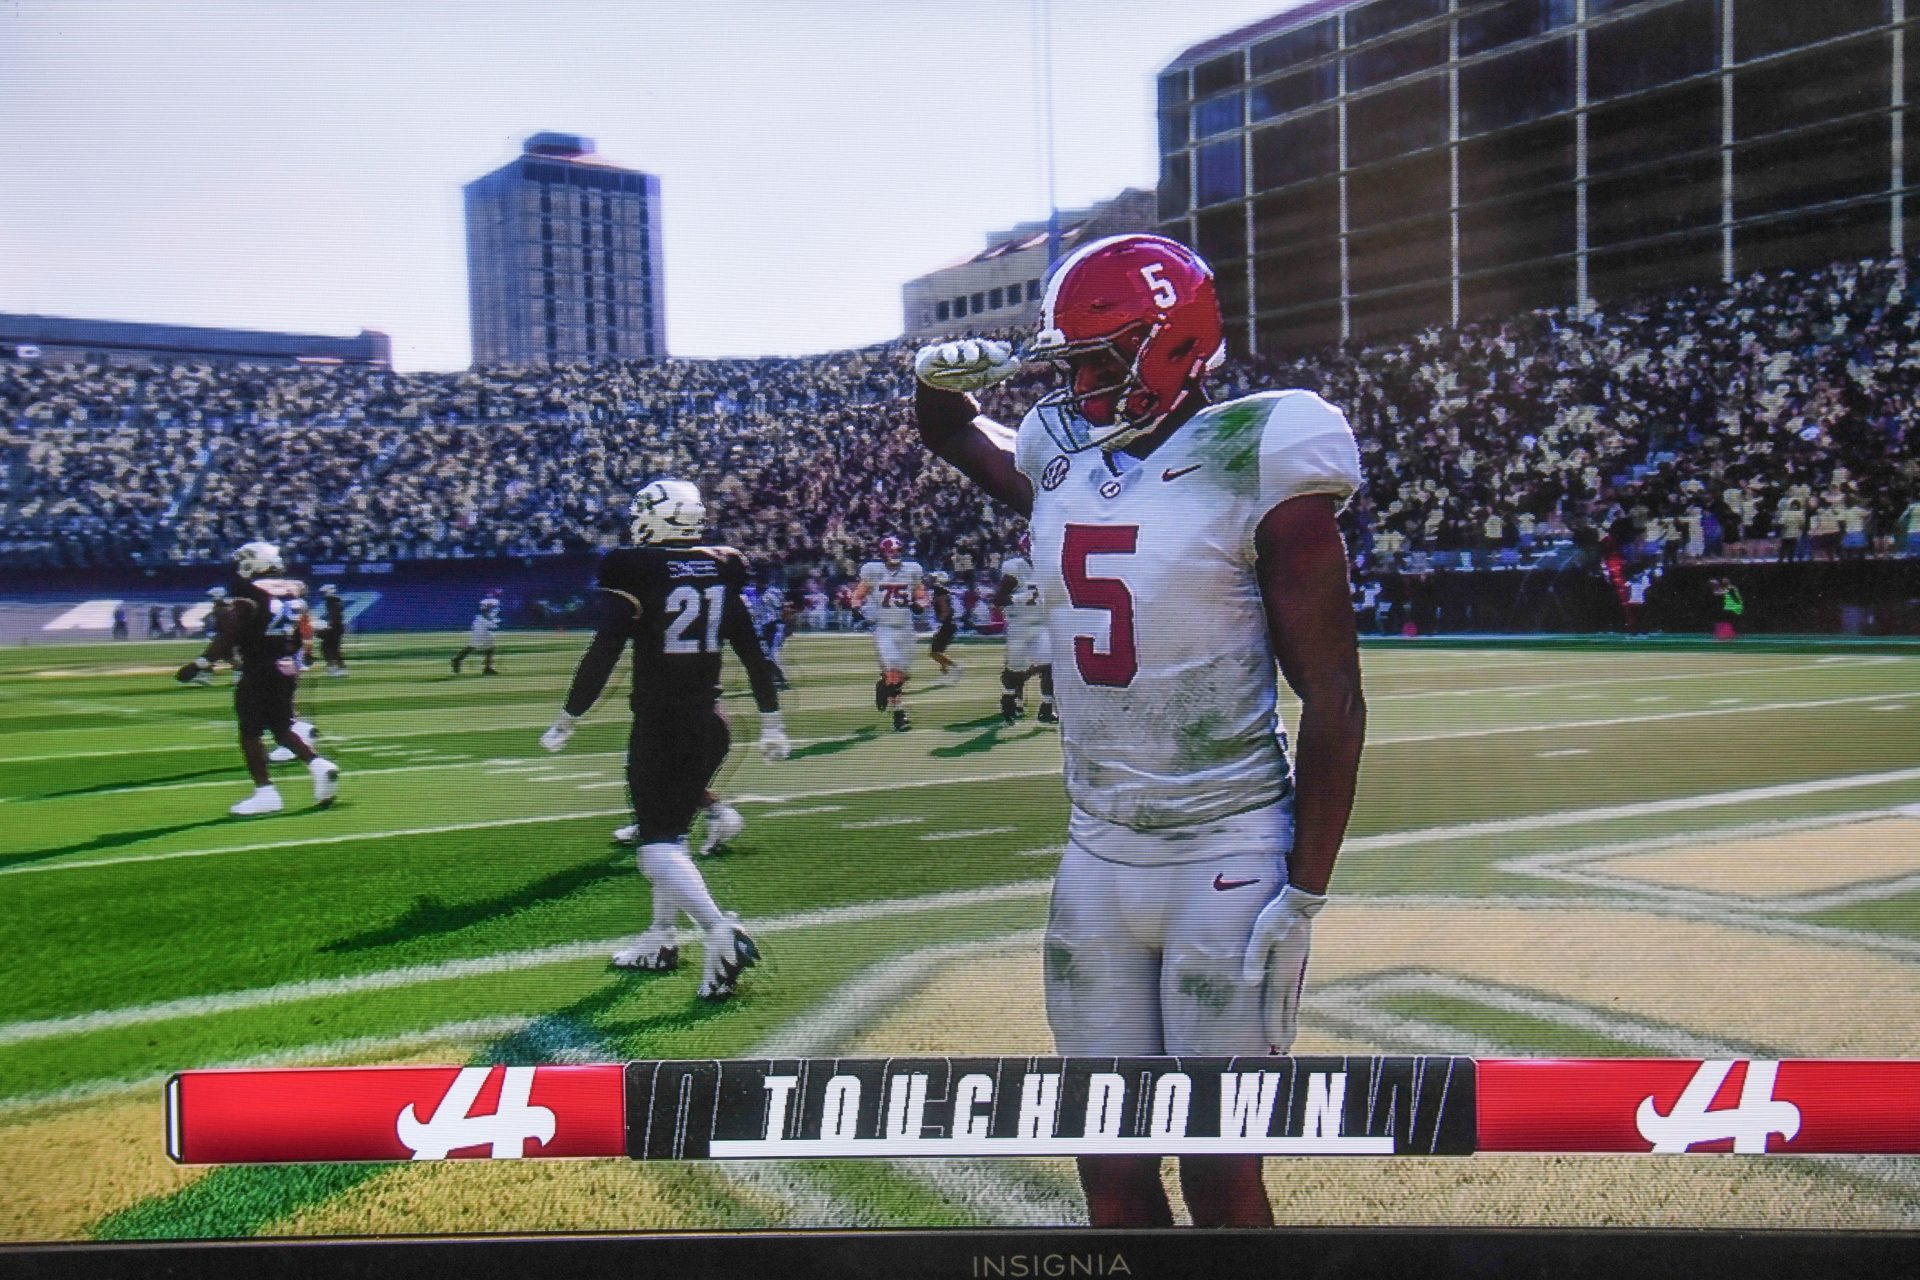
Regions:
[[1162, 463, 1204, 482], [1212, 874, 1260, 891]]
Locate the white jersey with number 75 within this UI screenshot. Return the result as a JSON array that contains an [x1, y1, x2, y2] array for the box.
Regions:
[[1014, 389, 1362, 833]]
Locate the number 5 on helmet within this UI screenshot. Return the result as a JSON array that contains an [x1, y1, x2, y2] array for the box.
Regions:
[[913, 339, 1022, 393]]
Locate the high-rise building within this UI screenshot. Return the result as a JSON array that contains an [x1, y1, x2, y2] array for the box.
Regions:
[[900, 190, 1158, 340], [465, 133, 666, 367], [1160, 0, 1913, 355]]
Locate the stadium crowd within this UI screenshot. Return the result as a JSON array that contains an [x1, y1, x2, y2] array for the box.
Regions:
[[5, 254, 1919, 577]]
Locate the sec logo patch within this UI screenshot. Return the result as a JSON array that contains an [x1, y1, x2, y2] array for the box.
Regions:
[[1041, 455, 1071, 491]]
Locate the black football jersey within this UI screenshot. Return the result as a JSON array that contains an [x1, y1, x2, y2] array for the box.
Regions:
[[228, 576, 305, 673], [596, 545, 761, 712]]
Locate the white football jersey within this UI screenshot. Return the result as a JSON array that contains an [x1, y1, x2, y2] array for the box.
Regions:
[[999, 555, 1045, 623], [858, 560, 923, 628], [1014, 390, 1362, 837]]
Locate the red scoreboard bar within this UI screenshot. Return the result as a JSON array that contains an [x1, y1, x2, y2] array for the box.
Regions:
[[165, 1057, 1920, 1164]]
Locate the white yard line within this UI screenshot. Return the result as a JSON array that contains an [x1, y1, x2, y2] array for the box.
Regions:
[[1493, 806, 1920, 914], [841, 816, 927, 830], [13, 684, 1910, 810], [0, 879, 1055, 1048], [918, 827, 1016, 842], [0, 1016, 541, 1117], [1358, 656, 1891, 705], [18, 767, 1920, 1044], [1343, 766, 1920, 854], [1367, 690, 1920, 747]]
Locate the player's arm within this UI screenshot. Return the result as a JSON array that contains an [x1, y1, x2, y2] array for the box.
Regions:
[[178, 598, 246, 680], [541, 591, 633, 749], [912, 341, 1033, 516], [847, 580, 871, 608], [720, 584, 791, 761], [1256, 494, 1366, 895], [993, 574, 1017, 608]]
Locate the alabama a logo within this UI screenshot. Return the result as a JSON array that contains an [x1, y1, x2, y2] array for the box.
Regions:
[[1634, 1059, 1801, 1153], [1041, 455, 1071, 491], [397, 1065, 557, 1159]]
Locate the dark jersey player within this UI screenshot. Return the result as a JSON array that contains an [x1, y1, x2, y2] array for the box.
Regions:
[[539, 480, 792, 1001], [317, 584, 349, 677], [175, 541, 340, 816], [927, 570, 964, 687]]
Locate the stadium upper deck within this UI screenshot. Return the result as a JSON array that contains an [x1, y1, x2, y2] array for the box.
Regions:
[[1, 254, 1916, 580]]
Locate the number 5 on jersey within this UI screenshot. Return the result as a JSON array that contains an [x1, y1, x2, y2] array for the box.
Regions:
[[1062, 524, 1138, 687]]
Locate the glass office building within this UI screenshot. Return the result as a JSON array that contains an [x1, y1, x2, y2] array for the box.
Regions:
[[465, 133, 666, 366], [1159, 0, 1913, 354]]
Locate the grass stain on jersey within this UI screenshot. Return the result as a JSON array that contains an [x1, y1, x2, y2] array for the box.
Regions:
[[1198, 399, 1271, 479], [1044, 943, 1080, 990], [1176, 973, 1236, 1014]]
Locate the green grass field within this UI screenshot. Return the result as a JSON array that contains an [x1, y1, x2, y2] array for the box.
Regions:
[[3, 629, 1920, 1238]]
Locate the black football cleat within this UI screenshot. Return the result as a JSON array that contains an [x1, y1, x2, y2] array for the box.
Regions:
[[893, 708, 912, 732], [1000, 694, 1019, 725], [1038, 704, 1059, 725], [697, 924, 760, 1001]]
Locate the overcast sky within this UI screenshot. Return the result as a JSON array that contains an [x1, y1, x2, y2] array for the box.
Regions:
[[0, 0, 1301, 369]]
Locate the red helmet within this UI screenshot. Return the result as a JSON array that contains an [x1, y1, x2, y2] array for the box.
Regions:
[[1027, 234, 1225, 453], [879, 535, 904, 564]]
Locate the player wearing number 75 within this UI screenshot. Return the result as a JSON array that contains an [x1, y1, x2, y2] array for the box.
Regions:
[[539, 479, 791, 1002], [912, 234, 1367, 1229]]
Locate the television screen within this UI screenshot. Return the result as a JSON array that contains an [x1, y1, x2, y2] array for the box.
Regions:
[[2, 0, 1917, 1275]]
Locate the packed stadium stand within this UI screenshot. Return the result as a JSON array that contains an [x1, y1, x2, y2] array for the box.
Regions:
[[4, 255, 1918, 596]]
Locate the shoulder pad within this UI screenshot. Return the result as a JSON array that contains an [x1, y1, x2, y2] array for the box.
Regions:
[[1257, 390, 1361, 509]]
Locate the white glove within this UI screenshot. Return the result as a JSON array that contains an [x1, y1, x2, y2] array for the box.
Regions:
[[913, 339, 1022, 394], [758, 711, 791, 763], [1241, 884, 1327, 1054], [540, 711, 579, 753]]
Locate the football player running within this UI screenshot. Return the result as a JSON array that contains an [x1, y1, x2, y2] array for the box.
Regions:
[[995, 533, 1056, 725], [451, 596, 502, 675], [848, 536, 925, 731], [539, 480, 792, 1001], [926, 570, 965, 687], [912, 235, 1366, 1228], [175, 542, 340, 816]]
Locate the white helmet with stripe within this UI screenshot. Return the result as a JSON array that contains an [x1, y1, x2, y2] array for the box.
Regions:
[[630, 479, 706, 546]]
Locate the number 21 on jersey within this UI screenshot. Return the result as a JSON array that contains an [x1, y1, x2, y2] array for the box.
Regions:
[[663, 584, 726, 653], [1062, 524, 1138, 687]]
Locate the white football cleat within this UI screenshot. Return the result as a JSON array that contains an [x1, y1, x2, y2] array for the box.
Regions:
[[293, 719, 318, 742], [612, 824, 638, 843], [267, 744, 296, 763], [611, 929, 680, 972], [310, 757, 339, 807], [699, 805, 744, 856], [696, 920, 760, 1001], [230, 786, 284, 817], [326, 666, 349, 678]]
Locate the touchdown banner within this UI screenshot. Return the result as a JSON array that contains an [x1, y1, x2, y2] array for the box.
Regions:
[[166, 1056, 1920, 1164]]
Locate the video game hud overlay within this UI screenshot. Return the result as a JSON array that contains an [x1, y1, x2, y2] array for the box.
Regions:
[[167, 1056, 1920, 1163]]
